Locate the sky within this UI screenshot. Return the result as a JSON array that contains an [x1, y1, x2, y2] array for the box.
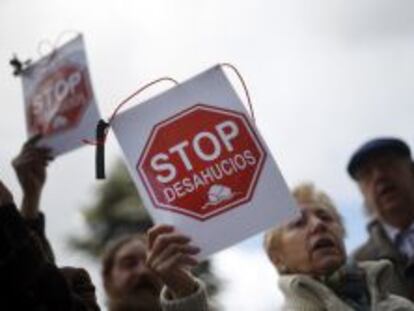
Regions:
[[1, 0, 414, 309]]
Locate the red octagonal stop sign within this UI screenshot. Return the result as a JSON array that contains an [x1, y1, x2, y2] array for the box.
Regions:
[[137, 104, 266, 220], [27, 64, 92, 137]]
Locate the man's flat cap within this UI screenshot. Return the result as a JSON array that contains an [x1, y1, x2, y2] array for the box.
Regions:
[[347, 137, 411, 179]]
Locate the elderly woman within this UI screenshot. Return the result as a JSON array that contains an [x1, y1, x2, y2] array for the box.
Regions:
[[264, 183, 414, 311]]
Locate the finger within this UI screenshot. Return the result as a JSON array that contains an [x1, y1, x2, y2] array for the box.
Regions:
[[150, 232, 192, 259], [147, 242, 200, 269], [18, 157, 47, 171], [150, 253, 200, 274], [14, 149, 51, 167], [24, 147, 52, 161], [156, 253, 199, 275], [13, 151, 40, 167], [147, 224, 174, 249], [23, 134, 43, 149], [34, 151, 54, 166], [151, 252, 182, 274], [11, 150, 35, 167], [35, 147, 53, 157]]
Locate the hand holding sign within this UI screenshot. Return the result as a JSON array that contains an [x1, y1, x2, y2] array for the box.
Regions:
[[12, 135, 54, 218], [146, 224, 200, 298]]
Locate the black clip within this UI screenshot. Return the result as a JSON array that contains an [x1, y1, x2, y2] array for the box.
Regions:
[[96, 120, 109, 179], [9, 54, 31, 76]]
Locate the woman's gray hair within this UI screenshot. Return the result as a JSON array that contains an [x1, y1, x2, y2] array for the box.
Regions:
[[263, 183, 345, 271]]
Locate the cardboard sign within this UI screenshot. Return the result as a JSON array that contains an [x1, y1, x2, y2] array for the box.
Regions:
[[112, 65, 297, 258], [21, 35, 100, 155]]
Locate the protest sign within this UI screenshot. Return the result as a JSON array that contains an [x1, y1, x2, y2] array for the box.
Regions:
[[21, 35, 100, 155], [112, 65, 297, 258]]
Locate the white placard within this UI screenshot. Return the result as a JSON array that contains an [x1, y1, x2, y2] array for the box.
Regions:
[[112, 65, 297, 259], [21, 35, 101, 156]]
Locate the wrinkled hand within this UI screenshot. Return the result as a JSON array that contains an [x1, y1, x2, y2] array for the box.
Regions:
[[0, 180, 14, 206], [12, 135, 53, 218], [146, 224, 201, 298]]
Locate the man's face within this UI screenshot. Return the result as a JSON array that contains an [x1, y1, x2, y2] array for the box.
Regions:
[[355, 152, 414, 229], [273, 204, 346, 276], [107, 239, 163, 310]]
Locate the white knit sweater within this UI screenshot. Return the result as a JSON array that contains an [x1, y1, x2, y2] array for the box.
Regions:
[[278, 260, 414, 311], [160, 278, 209, 311]]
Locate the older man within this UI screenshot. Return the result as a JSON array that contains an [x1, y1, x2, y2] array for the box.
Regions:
[[101, 225, 208, 311], [348, 138, 414, 299]]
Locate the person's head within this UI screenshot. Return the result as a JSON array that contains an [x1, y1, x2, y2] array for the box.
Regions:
[[264, 183, 346, 277], [348, 138, 414, 229], [102, 234, 163, 311]]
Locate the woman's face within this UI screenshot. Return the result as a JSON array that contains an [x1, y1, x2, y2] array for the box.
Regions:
[[275, 203, 346, 276]]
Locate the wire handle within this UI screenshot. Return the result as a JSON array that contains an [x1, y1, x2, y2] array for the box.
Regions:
[[220, 63, 255, 123], [88, 63, 253, 179], [36, 30, 82, 70], [84, 77, 179, 146]]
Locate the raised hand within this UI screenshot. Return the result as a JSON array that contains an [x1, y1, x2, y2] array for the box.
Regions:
[[12, 135, 53, 218], [146, 224, 201, 298]]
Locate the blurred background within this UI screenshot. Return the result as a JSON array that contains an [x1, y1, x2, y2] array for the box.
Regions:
[[1, 0, 414, 309]]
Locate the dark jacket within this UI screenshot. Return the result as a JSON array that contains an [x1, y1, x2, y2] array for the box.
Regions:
[[352, 220, 414, 300], [24, 211, 100, 310], [24, 210, 56, 263], [0, 203, 100, 310]]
